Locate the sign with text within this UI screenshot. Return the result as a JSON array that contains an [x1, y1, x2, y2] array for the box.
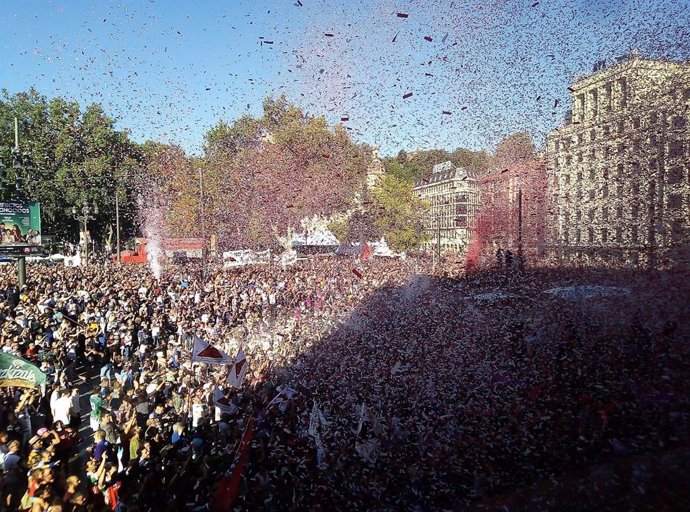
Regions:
[[0, 201, 42, 247]]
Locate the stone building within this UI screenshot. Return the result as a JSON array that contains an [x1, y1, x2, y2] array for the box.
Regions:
[[546, 54, 690, 268], [413, 161, 481, 252], [475, 156, 548, 262]]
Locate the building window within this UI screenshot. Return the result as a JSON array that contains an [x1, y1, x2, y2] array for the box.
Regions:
[[588, 189, 595, 201], [589, 168, 596, 180], [684, 88, 690, 101], [590, 129, 596, 141], [618, 120, 624, 134], [602, 184, 609, 198], [617, 143, 624, 155], [604, 146, 610, 158], [671, 116, 686, 130], [590, 148, 596, 160], [575, 229, 581, 243], [633, 117, 641, 129], [632, 205, 639, 219], [669, 140, 684, 159], [617, 206, 623, 219], [605, 82, 612, 106], [631, 225, 638, 244], [578, 152, 583, 163], [615, 226, 622, 242], [588, 208, 595, 221], [632, 180, 640, 196], [615, 164, 622, 179], [601, 227, 608, 243], [565, 155, 572, 165], [650, 134, 658, 148], [602, 206, 609, 221], [577, 133, 584, 146], [591, 90, 598, 117], [576, 209, 581, 221], [650, 111, 658, 124], [588, 227, 594, 243], [564, 174, 570, 185], [668, 194, 683, 211], [603, 125, 610, 136], [619, 78, 627, 107], [577, 172, 582, 183], [667, 166, 684, 185]]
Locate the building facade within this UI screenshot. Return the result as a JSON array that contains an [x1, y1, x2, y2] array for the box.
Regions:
[[546, 55, 690, 268], [474, 156, 548, 262], [413, 161, 481, 252]]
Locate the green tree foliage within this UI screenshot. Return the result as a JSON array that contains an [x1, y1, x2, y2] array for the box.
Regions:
[[383, 147, 490, 184], [370, 174, 429, 253], [492, 131, 536, 168], [0, 88, 142, 243]]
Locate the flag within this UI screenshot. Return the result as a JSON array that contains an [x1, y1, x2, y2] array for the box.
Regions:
[[212, 416, 255, 512], [309, 402, 328, 469], [356, 403, 367, 436], [0, 352, 46, 389], [267, 386, 298, 409], [359, 242, 373, 262], [191, 335, 232, 365], [213, 387, 238, 415], [355, 438, 379, 463], [352, 268, 363, 279], [226, 347, 249, 388]]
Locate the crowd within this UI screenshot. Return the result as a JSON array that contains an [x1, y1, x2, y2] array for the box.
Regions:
[[0, 255, 687, 511]]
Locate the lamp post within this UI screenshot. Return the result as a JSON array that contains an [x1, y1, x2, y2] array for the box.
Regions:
[[2, 117, 36, 287], [72, 202, 98, 266]]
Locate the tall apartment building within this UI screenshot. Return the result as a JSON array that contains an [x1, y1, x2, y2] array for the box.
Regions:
[[546, 54, 690, 268], [413, 161, 481, 252]]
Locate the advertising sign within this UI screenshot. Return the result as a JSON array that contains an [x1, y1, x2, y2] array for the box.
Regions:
[[0, 201, 41, 247]]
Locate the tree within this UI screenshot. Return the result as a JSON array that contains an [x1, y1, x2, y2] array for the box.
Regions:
[[201, 96, 371, 249], [493, 132, 536, 168], [370, 174, 429, 253], [0, 88, 142, 243]]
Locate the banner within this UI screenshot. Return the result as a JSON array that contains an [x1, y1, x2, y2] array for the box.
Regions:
[[0, 201, 41, 246], [0, 352, 46, 389], [191, 335, 232, 365]]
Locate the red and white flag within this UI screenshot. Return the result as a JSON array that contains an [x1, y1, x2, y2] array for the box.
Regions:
[[191, 335, 232, 365], [213, 387, 238, 415], [226, 347, 249, 388]]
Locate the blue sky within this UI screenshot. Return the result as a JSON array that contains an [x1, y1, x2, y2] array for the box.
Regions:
[[2, 0, 689, 156]]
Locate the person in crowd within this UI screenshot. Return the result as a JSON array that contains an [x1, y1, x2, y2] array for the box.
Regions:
[[0, 257, 686, 511]]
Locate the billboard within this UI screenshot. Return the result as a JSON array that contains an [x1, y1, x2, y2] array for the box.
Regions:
[[0, 202, 42, 246]]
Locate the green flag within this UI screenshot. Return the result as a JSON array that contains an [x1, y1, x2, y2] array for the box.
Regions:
[[0, 352, 46, 389]]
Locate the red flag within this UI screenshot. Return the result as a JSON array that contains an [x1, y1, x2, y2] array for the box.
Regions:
[[352, 268, 363, 279], [359, 242, 373, 262], [212, 416, 255, 512]]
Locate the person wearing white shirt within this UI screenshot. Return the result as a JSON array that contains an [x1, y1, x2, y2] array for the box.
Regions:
[[53, 388, 73, 426]]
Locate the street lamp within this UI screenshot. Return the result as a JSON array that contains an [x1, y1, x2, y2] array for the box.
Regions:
[[72, 202, 98, 266], [1, 117, 36, 288]]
